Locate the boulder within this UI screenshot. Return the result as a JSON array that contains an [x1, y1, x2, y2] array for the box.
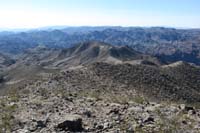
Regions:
[[55, 114, 83, 132], [184, 106, 195, 112]]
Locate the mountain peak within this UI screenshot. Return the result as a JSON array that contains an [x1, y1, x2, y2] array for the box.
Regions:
[[16, 41, 159, 68]]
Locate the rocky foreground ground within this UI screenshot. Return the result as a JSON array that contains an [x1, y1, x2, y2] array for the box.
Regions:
[[0, 64, 200, 133], [0, 86, 200, 133]]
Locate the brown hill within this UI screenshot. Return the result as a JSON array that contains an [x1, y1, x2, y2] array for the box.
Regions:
[[16, 41, 160, 68]]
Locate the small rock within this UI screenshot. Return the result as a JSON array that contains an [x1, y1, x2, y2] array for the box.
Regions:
[[145, 106, 156, 112], [179, 104, 186, 110], [96, 124, 104, 130], [143, 116, 154, 123], [188, 110, 196, 115], [36, 120, 46, 128], [127, 126, 135, 133], [86, 97, 96, 102], [27, 121, 38, 132], [103, 122, 111, 129], [179, 104, 195, 112], [82, 110, 92, 117], [109, 108, 120, 114], [182, 120, 187, 125], [128, 106, 144, 113]]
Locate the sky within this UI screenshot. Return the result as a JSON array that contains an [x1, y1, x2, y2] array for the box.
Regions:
[[0, 0, 200, 29]]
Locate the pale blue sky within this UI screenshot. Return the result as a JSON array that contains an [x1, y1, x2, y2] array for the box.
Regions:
[[0, 0, 200, 28]]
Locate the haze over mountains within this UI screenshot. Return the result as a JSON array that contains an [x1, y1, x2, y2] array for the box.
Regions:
[[0, 27, 200, 65], [0, 27, 200, 132]]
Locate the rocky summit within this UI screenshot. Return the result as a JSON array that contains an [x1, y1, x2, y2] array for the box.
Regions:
[[0, 38, 200, 133]]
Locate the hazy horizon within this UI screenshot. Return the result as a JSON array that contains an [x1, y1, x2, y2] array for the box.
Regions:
[[1, 25, 199, 32], [0, 0, 200, 29]]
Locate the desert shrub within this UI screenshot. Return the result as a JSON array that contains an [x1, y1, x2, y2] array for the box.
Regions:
[[0, 98, 18, 133]]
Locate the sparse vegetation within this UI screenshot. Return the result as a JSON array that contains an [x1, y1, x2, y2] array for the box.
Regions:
[[0, 96, 18, 133]]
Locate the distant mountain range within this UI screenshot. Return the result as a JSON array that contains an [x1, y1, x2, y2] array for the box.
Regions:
[[0, 27, 200, 65]]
